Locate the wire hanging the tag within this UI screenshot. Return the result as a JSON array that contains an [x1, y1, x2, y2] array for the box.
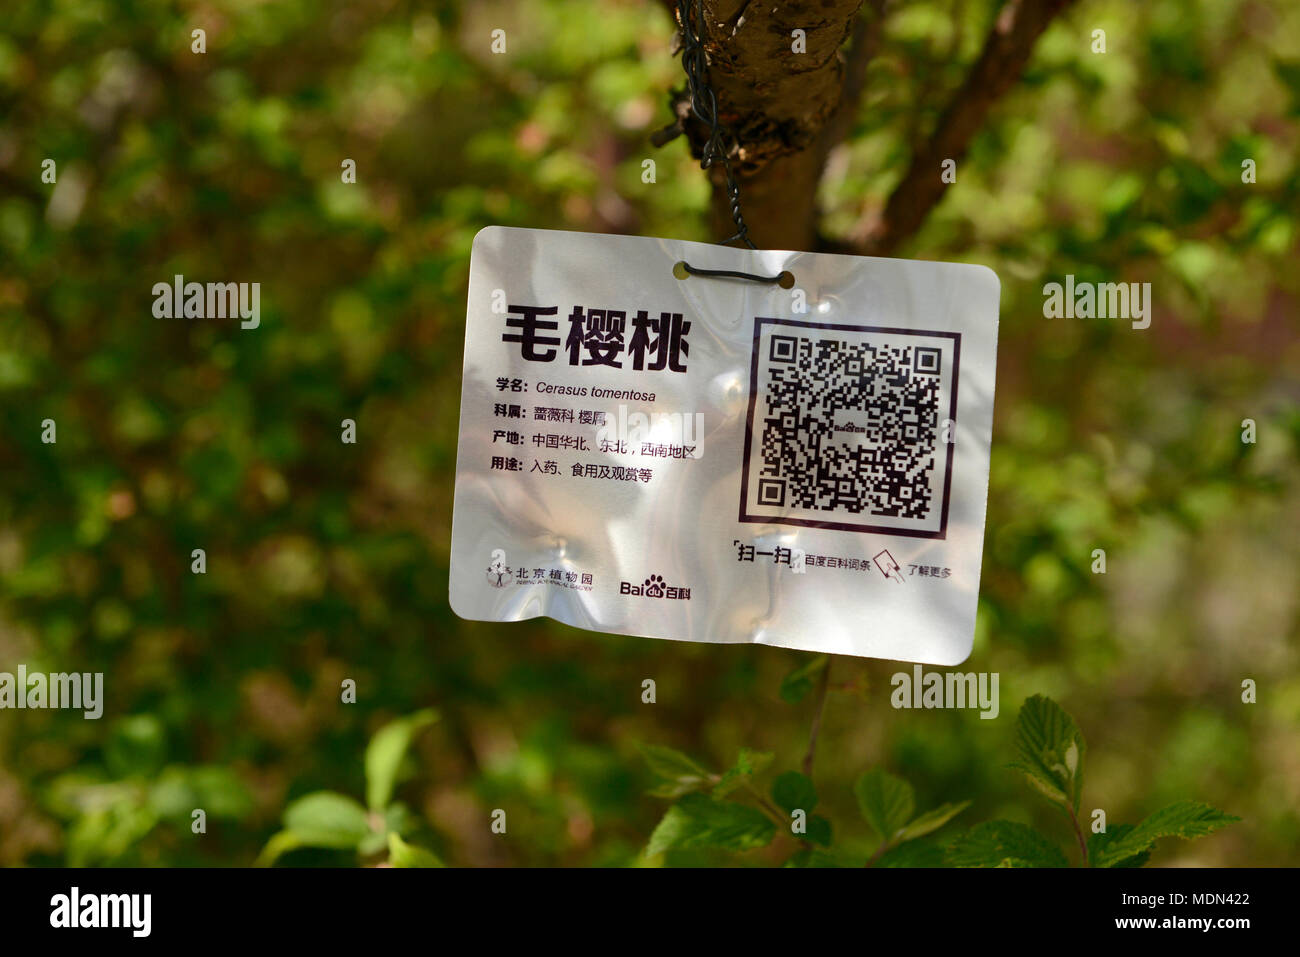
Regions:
[[665, 2, 795, 287], [675, 0, 756, 251], [673, 261, 795, 288], [670, 2, 798, 286]]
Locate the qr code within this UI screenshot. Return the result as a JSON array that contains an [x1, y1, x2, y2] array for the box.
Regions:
[[739, 317, 960, 538]]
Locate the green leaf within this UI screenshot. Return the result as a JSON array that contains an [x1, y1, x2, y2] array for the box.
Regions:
[[854, 769, 915, 842], [148, 765, 253, 820], [382, 801, 415, 834], [1088, 825, 1151, 868], [873, 839, 946, 868], [104, 715, 167, 778], [255, 830, 306, 868], [771, 771, 818, 814], [1271, 60, 1300, 117], [365, 709, 439, 812], [639, 744, 713, 798], [784, 847, 846, 868], [713, 748, 774, 798], [779, 655, 828, 704], [895, 801, 970, 844], [1009, 695, 1086, 812], [805, 813, 833, 847], [387, 832, 444, 868], [358, 830, 387, 856], [1092, 803, 1239, 867], [947, 821, 1070, 868], [282, 791, 372, 850], [644, 794, 776, 857]]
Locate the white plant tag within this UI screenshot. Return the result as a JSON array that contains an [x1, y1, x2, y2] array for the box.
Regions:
[[450, 227, 1000, 664]]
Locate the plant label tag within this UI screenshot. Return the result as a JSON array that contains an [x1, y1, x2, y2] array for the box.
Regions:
[[450, 226, 1000, 664]]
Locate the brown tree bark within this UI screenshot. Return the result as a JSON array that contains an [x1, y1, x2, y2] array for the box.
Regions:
[[665, 0, 868, 250], [663, 0, 1076, 255]]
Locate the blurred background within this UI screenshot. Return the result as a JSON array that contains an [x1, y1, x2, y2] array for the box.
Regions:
[[0, 0, 1297, 867]]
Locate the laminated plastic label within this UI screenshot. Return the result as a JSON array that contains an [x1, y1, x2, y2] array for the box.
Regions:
[[450, 226, 1000, 664]]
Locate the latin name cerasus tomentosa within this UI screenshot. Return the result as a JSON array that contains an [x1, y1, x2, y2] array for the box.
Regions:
[[152, 275, 260, 329]]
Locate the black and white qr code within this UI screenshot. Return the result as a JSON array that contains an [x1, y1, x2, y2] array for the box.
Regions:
[[740, 317, 960, 538]]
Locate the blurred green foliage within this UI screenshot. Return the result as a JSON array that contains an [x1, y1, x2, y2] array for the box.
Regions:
[[641, 695, 1236, 866], [0, 0, 1297, 867]]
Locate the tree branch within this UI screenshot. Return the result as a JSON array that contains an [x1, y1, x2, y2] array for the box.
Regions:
[[663, 0, 867, 250], [852, 0, 1078, 256], [815, 0, 889, 164], [1066, 802, 1090, 866], [801, 659, 832, 778]]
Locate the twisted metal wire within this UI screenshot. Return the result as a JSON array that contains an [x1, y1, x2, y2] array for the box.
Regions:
[[676, 0, 757, 250]]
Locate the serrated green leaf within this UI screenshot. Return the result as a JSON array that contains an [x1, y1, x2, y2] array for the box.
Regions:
[[387, 832, 444, 868], [771, 771, 818, 814], [779, 655, 828, 704], [282, 791, 372, 850], [365, 709, 439, 812], [713, 748, 774, 798], [854, 768, 915, 842], [1093, 802, 1238, 867], [644, 794, 776, 857], [896, 800, 970, 844], [1009, 695, 1086, 812], [639, 744, 713, 798], [1088, 824, 1151, 868], [946, 821, 1069, 868]]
